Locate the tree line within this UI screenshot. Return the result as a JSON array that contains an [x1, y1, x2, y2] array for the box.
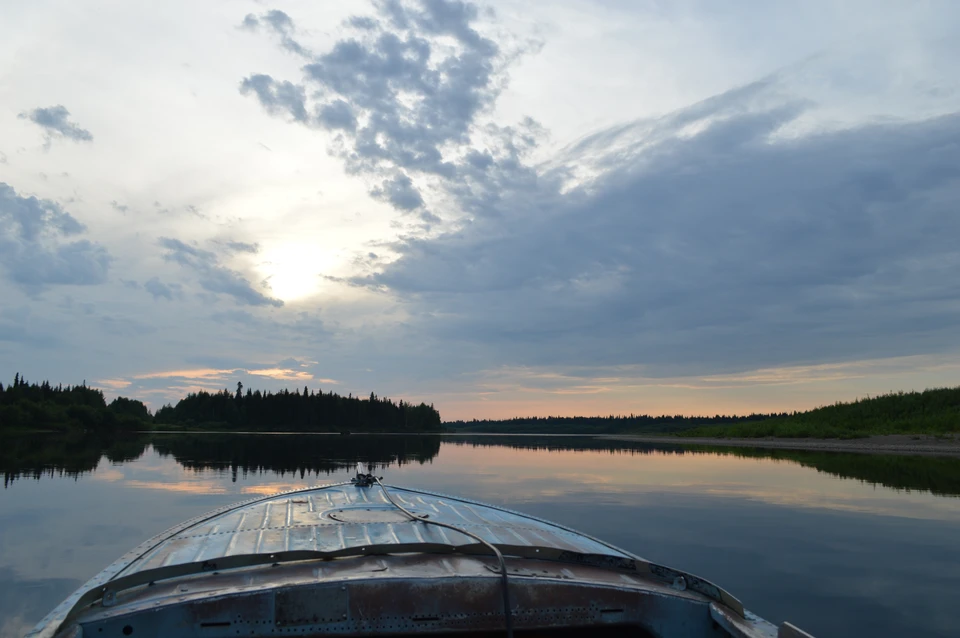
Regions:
[[0, 374, 442, 433], [679, 387, 960, 438], [0, 374, 150, 433], [444, 412, 787, 435], [154, 383, 442, 432]]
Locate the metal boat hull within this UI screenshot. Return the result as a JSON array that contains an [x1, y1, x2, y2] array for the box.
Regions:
[[27, 481, 805, 638]]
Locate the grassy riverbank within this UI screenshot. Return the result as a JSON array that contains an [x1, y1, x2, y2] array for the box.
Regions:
[[676, 387, 960, 439]]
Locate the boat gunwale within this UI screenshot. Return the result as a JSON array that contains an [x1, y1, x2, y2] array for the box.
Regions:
[[74, 556, 730, 635]]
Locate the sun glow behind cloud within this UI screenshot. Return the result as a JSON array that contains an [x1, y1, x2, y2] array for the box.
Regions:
[[259, 242, 338, 302]]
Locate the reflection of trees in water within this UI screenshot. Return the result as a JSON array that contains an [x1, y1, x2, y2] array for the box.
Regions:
[[446, 435, 960, 497], [444, 435, 692, 456], [150, 434, 442, 481], [710, 447, 960, 498], [4, 432, 959, 498], [0, 433, 149, 487], [2, 433, 440, 488]]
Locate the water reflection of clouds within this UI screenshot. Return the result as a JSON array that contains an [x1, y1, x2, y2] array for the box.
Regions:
[[122, 480, 229, 495], [89, 450, 339, 497], [241, 483, 316, 496], [115, 481, 314, 496], [0, 569, 80, 638], [698, 485, 960, 520], [86, 441, 960, 521], [415, 446, 960, 523], [28, 437, 960, 524], [92, 468, 125, 482]]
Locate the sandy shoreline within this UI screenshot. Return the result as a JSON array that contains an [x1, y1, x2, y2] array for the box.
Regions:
[[599, 433, 960, 457]]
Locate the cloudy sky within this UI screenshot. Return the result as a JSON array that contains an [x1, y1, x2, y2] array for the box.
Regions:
[[2, 0, 959, 420]]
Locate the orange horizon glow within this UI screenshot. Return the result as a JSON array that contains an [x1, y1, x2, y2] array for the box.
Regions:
[[431, 355, 960, 421], [134, 368, 236, 380], [94, 353, 960, 421]]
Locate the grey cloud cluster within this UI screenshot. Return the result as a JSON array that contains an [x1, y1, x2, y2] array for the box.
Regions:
[[241, 0, 538, 221], [359, 83, 960, 375], [216, 240, 260, 254], [144, 277, 184, 301], [0, 183, 111, 290], [370, 173, 424, 210], [158, 237, 282, 307], [18, 105, 93, 146], [240, 2, 960, 380], [240, 9, 310, 57], [239, 75, 308, 123]]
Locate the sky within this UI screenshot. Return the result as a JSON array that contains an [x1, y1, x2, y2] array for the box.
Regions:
[[1, 0, 959, 420]]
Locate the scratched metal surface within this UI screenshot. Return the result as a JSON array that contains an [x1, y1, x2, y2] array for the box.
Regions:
[[123, 483, 633, 576]]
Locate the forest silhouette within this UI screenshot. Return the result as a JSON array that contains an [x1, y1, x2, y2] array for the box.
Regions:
[[154, 384, 441, 433], [0, 374, 148, 433], [445, 413, 781, 434], [0, 374, 440, 434], [4, 373, 959, 440]]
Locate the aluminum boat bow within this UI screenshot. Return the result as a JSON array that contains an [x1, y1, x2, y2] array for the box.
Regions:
[[28, 466, 812, 638]]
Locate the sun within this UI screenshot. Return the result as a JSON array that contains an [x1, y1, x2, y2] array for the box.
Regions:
[[260, 243, 336, 302], [268, 269, 320, 302]]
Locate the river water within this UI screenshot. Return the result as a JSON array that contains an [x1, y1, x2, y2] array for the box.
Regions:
[[2, 433, 959, 637]]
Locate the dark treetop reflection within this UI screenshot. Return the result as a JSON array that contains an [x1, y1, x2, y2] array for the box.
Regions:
[[447, 436, 960, 497], [150, 433, 441, 480], [0, 432, 148, 487], [4, 433, 960, 497]]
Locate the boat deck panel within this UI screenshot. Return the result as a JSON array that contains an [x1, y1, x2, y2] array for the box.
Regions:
[[105, 483, 633, 581]]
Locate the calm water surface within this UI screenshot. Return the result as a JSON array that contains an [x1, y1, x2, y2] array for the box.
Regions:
[[2, 433, 960, 638]]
